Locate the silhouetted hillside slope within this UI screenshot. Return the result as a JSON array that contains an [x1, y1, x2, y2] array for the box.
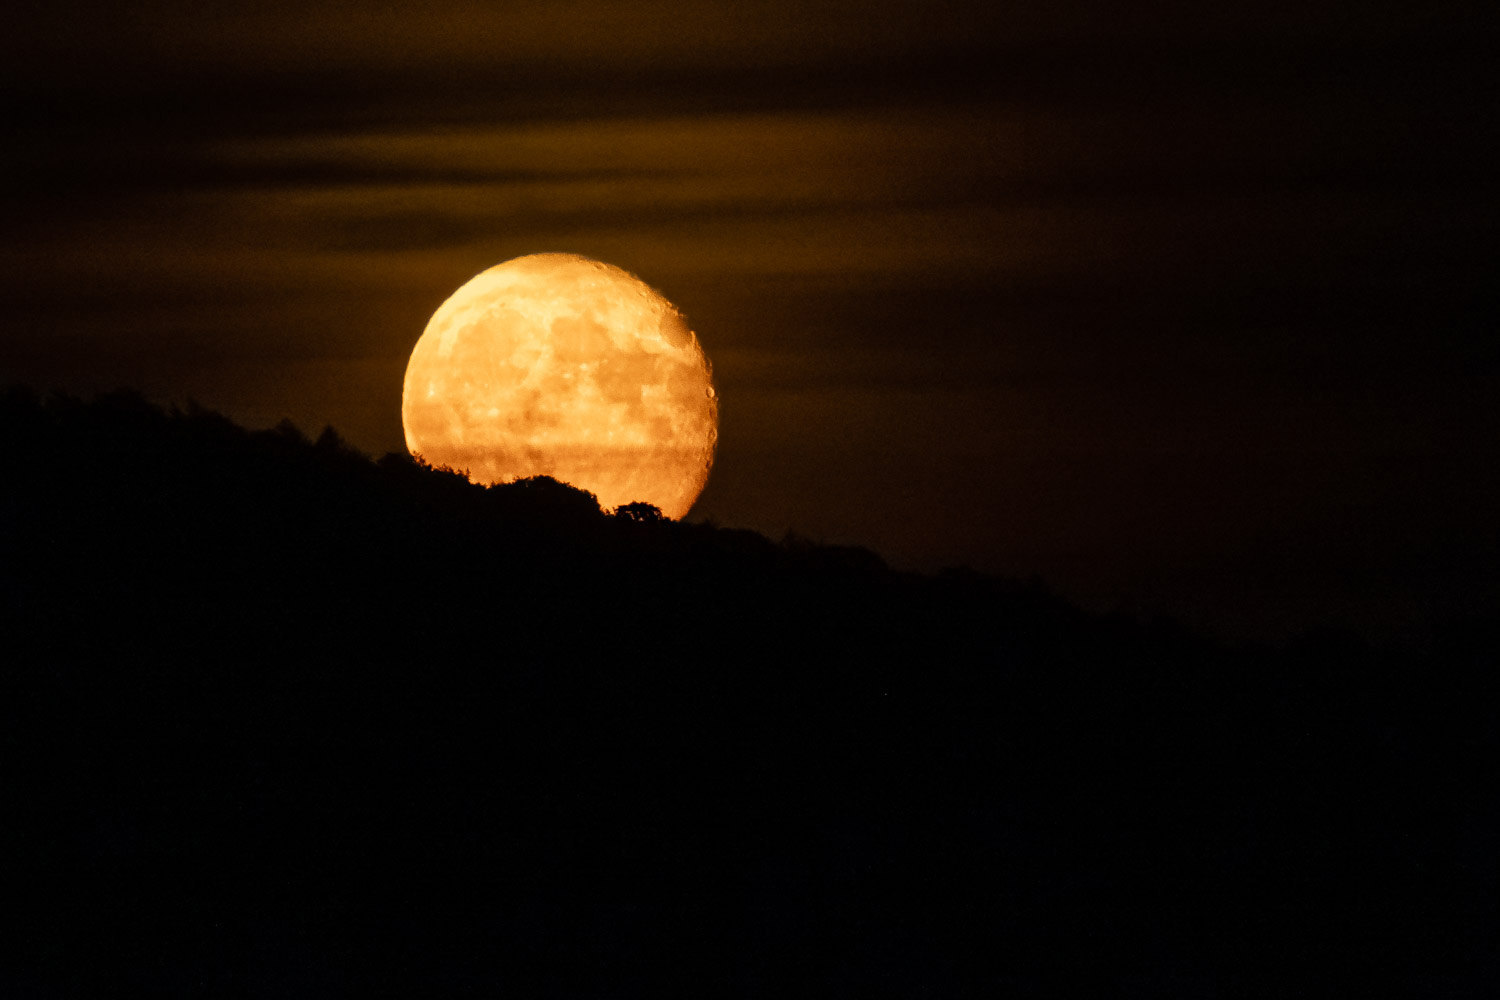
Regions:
[[2, 387, 1496, 996]]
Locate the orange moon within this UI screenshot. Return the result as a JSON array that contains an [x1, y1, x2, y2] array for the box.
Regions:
[[401, 253, 718, 520]]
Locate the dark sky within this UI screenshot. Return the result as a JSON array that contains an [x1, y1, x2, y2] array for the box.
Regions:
[[4, 0, 1495, 640]]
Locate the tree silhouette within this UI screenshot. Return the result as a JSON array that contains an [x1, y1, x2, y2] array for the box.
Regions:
[[614, 501, 666, 522]]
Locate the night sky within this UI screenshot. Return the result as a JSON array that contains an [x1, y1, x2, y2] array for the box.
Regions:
[[4, 0, 1495, 640]]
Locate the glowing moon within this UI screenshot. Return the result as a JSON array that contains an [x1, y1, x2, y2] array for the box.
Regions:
[[401, 253, 718, 520]]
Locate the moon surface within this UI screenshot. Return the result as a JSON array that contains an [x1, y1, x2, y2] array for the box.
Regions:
[[401, 253, 718, 520]]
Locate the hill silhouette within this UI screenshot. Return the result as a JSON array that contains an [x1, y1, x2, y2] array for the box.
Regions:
[[1, 387, 1496, 996]]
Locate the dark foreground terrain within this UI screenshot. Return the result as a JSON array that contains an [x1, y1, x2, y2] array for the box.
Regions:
[[2, 388, 1496, 996]]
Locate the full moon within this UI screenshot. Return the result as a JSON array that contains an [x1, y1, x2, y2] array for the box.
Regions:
[[401, 253, 718, 520]]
